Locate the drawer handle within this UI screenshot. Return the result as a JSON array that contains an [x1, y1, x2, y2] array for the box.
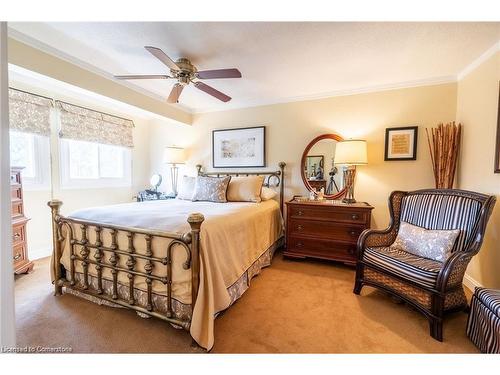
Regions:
[[13, 254, 21, 261], [297, 225, 303, 231], [297, 210, 304, 216], [296, 242, 304, 248], [351, 214, 360, 220], [349, 230, 358, 236], [13, 233, 21, 241]]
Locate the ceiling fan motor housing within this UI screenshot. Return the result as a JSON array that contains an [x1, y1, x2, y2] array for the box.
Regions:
[[173, 58, 197, 85]]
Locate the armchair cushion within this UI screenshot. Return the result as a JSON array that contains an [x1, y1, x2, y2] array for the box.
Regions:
[[393, 221, 460, 262], [364, 246, 443, 289]]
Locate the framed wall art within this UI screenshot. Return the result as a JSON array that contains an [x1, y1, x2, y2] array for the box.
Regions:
[[384, 126, 418, 161], [212, 126, 266, 168]]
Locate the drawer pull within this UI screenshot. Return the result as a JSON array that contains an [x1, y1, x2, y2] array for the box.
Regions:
[[297, 210, 304, 216], [13, 254, 21, 261], [349, 230, 358, 236], [296, 242, 304, 248], [297, 225, 303, 231], [13, 233, 21, 241], [351, 214, 360, 220]]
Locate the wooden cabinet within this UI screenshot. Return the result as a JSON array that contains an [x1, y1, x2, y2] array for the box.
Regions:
[[284, 197, 373, 265], [11, 167, 33, 274]]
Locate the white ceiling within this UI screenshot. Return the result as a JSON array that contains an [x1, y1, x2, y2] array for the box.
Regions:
[[8, 22, 500, 113]]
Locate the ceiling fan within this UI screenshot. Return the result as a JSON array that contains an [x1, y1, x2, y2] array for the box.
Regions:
[[114, 46, 242, 104]]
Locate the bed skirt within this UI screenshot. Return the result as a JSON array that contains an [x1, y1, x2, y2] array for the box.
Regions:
[[63, 237, 284, 326]]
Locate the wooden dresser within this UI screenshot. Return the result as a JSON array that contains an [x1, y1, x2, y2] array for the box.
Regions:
[[284, 197, 373, 265], [11, 167, 34, 274]]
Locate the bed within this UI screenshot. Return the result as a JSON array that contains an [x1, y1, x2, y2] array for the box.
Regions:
[[48, 162, 286, 350]]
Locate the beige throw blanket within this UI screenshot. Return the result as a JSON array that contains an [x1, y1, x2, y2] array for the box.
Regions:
[[56, 199, 283, 350]]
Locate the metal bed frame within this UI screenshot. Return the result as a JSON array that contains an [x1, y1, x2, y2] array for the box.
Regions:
[[48, 162, 286, 336]]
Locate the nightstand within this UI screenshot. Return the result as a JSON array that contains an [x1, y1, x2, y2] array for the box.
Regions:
[[136, 190, 175, 202], [284, 197, 373, 266]]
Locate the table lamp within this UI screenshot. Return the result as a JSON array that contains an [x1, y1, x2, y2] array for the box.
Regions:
[[163, 146, 186, 196], [334, 140, 367, 203]]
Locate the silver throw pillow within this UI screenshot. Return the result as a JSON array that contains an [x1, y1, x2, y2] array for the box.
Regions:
[[393, 221, 460, 262], [192, 176, 231, 203]]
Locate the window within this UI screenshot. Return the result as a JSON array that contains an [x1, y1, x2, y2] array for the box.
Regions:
[[9, 131, 51, 190], [60, 139, 131, 189]]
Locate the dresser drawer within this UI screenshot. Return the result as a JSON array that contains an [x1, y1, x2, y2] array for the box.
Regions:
[[289, 218, 365, 243], [289, 205, 369, 224], [13, 243, 26, 264], [12, 223, 26, 245], [10, 171, 21, 185], [287, 236, 357, 263], [11, 186, 22, 200], [12, 200, 23, 218]]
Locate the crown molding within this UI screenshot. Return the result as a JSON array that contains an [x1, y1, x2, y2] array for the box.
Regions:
[[7, 27, 194, 115], [457, 40, 500, 81], [193, 75, 457, 114]]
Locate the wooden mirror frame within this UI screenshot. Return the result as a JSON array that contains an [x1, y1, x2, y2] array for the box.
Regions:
[[300, 133, 349, 199]]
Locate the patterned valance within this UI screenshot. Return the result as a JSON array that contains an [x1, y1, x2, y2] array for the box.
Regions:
[[9, 88, 53, 136], [57, 101, 134, 148]]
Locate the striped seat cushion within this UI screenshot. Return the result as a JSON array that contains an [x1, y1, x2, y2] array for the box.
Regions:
[[475, 288, 500, 318], [363, 246, 443, 289]]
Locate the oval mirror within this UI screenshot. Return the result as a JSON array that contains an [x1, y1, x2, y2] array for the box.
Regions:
[[150, 174, 162, 190], [300, 134, 348, 199]]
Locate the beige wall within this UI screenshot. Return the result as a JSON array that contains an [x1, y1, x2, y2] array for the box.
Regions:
[[457, 51, 500, 288], [191, 83, 458, 229]]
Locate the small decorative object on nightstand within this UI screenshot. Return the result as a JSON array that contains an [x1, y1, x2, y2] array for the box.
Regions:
[[284, 197, 373, 265]]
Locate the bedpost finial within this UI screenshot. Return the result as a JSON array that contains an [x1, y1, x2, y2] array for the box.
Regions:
[[188, 212, 205, 230], [279, 161, 286, 170], [48, 200, 63, 212]]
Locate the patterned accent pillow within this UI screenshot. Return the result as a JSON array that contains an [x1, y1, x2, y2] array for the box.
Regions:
[[192, 176, 231, 203], [393, 221, 460, 262], [176, 176, 196, 200]]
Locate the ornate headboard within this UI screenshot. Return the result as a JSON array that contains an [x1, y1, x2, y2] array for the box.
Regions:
[[196, 162, 286, 214]]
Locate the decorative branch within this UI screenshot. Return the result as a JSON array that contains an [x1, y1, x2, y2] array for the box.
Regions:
[[425, 122, 462, 189]]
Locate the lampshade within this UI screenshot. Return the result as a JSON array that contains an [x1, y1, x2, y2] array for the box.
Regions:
[[334, 140, 368, 165], [163, 146, 186, 164]]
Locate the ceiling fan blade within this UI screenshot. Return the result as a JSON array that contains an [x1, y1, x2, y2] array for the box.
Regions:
[[144, 46, 180, 71], [167, 83, 184, 103], [194, 82, 231, 102], [196, 68, 242, 79], [114, 74, 171, 80]]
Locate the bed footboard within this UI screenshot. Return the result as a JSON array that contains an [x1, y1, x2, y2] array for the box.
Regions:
[[48, 199, 204, 330]]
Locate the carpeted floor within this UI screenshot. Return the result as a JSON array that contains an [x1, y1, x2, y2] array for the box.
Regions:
[[15, 254, 478, 353]]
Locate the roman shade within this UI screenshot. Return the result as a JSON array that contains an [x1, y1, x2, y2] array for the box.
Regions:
[[57, 101, 134, 148], [9, 88, 53, 136]]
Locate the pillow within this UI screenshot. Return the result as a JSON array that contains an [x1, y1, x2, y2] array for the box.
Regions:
[[227, 176, 265, 203], [176, 176, 196, 200], [192, 176, 231, 203], [393, 221, 460, 262], [261, 186, 277, 201]]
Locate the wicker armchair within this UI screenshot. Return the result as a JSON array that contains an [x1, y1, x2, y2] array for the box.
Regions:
[[354, 189, 496, 341]]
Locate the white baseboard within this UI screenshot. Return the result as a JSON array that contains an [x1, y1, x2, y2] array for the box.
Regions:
[[30, 246, 52, 260], [463, 273, 483, 293]]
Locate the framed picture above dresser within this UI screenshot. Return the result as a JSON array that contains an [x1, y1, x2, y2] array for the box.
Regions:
[[11, 167, 34, 274]]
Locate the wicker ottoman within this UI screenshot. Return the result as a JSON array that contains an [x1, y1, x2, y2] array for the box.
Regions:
[[466, 288, 500, 353]]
